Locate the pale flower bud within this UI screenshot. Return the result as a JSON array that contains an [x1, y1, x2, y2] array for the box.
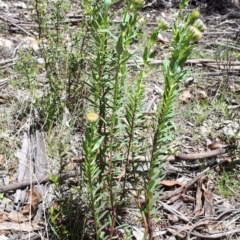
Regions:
[[188, 26, 203, 41], [158, 19, 169, 30], [86, 113, 99, 124], [188, 10, 200, 25], [137, 16, 145, 24], [189, 10, 200, 20], [193, 19, 206, 32]]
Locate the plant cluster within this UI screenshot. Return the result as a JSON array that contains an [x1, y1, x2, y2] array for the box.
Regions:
[[15, 0, 205, 239]]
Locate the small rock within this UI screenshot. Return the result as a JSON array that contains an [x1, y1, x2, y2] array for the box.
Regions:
[[0, 37, 14, 59]]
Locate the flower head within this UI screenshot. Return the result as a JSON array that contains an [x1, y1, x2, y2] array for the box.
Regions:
[[193, 19, 206, 32], [137, 16, 145, 24], [190, 10, 200, 19], [188, 26, 203, 42], [158, 19, 169, 31], [188, 10, 200, 25], [86, 112, 99, 124]]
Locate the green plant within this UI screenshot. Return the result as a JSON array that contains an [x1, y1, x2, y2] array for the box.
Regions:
[[32, 0, 87, 130], [214, 38, 237, 99], [141, 3, 205, 238], [18, 0, 206, 238], [48, 185, 85, 240], [0, 193, 4, 201], [218, 171, 240, 198], [80, 1, 144, 238], [80, 0, 206, 239], [15, 51, 39, 97], [46, 121, 86, 240], [82, 113, 107, 239]]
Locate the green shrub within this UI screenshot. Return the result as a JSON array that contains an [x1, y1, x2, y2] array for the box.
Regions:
[[17, 0, 205, 239]]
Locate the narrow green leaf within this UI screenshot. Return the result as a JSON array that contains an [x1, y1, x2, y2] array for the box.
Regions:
[[116, 35, 124, 55], [150, 29, 159, 45], [92, 136, 105, 152], [180, 0, 189, 10], [143, 46, 149, 65], [104, 0, 112, 11], [148, 50, 157, 61], [146, 195, 159, 212]]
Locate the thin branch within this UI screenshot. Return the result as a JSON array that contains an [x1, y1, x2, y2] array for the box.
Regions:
[[0, 170, 79, 193]]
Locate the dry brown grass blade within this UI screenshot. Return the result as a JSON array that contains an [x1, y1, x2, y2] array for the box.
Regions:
[[7, 211, 28, 222], [194, 187, 203, 215], [202, 183, 215, 217]]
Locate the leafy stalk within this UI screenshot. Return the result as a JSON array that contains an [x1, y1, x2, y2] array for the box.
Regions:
[[143, 3, 206, 239], [83, 113, 106, 240]]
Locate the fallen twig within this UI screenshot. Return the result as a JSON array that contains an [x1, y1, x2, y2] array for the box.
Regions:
[[189, 228, 240, 239], [0, 170, 79, 193], [0, 16, 32, 36], [160, 167, 209, 200], [160, 201, 189, 222], [175, 147, 228, 161], [166, 146, 234, 162], [127, 59, 240, 66], [187, 209, 240, 239]]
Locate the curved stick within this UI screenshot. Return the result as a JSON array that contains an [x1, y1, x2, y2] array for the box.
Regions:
[[175, 147, 227, 161]]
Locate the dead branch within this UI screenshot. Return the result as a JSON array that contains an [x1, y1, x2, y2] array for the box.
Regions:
[[189, 228, 240, 239], [160, 167, 210, 200], [222, 11, 240, 21], [0, 170, 79, 193], [160, 201, 190, 222], [187, 209, 240, 239], [175, 147, 228, 161], [0, 16, 32, 36], [127, 59, 240, 67]]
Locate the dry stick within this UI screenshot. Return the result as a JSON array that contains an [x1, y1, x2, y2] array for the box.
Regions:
[[0, 57, 19, 65], [174, 147, 227, 161], [128, 59, 240, 65], [167, 146, 230, 162], [0, 170, 79, 193], [0, 78, 9, 90], [160, 201, 189, 222], [222, 11, 240, 21], [0, 16, 32, 36], [189, 228, 240, 239], [215, 39, 240, 51], [128, 145, 229, 163], [1, 168, 209, 196], [160, 167, 210, 200], [187, 209, 240, 240]]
